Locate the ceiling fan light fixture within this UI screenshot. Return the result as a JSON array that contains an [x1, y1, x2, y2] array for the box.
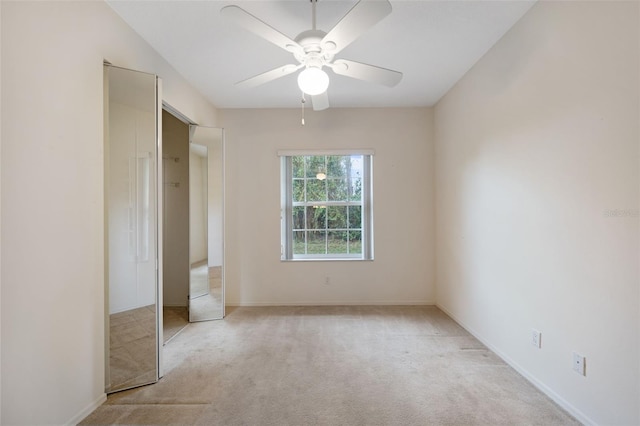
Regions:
[[298, 67, 329, 96]]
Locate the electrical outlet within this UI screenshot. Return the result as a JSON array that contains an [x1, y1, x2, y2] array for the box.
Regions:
[[531, 329, 541, 348], [573, 352, 586, 376], [324, 276, 330, 285]]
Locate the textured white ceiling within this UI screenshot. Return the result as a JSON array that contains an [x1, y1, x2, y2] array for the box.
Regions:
[[107, 0, 535, 109]]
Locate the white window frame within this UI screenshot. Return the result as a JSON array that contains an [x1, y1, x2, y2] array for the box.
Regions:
[[279, 150, 374, 261]]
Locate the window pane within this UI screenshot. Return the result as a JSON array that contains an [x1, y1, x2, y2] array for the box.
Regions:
[[306, 206, 326, 230], [327, 206, 347, 229], [293, 179, 305, 202], [349, 177, 362, 202], [327, 178, 348, 201], [293, 231, 306, 255], [307, 230, 326, 254], [350, 156, 363, 177], [327, 231, 348, 254], [292, 156, 305, 178], [348, 206, 362, 229], [327, 156, 346, 178], [348, 230, 362, 254], [306, 178, 326, 202], [292, 206, 305, 230], [305, 156, 325, 178]]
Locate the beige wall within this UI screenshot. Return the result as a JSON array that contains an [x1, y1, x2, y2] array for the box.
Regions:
[[163, 111, 190, 307], [220, 107, 436, 306], [0, 1, 218, 424], [434, 1, 639, 424]]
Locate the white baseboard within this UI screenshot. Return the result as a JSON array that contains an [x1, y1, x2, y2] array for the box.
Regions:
[[436, 303, 594, 426], [67, 393, 107, 425], [226, 300, 436, 307]]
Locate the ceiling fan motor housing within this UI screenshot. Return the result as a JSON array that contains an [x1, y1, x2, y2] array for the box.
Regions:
[[294, 30, 335, 68]]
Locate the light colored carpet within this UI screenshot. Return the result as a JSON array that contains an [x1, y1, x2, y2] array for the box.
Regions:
[[82, 306, 579, 425]]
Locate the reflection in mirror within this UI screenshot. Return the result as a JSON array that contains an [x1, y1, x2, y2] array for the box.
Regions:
[[161, 109, 190, 342], [189, 127, 224, 321], [104, 64, 160, 393]]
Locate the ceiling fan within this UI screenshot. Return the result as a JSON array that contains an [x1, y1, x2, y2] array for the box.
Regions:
[[221, 0, 403, 111]]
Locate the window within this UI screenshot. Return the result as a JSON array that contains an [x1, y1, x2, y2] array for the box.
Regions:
[[280, 151, 373, 260]]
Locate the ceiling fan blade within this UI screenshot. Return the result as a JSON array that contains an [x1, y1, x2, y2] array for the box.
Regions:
[[235, 64, 302, 89], [321, 0, 392, 55], [311, 92, 330, 111], [331, 59, 402, 87], [221, 5, 303, 54]]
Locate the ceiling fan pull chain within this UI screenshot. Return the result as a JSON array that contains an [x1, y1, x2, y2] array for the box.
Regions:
[[301, 92, 306, 126]]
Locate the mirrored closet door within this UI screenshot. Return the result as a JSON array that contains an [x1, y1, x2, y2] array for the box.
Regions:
[[104, 64, 162, 393], [189, 126, 225, 322]]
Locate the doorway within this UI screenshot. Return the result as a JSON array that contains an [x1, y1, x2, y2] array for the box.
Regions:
[[161, 110, 226, 341], [105, 64, 224, 394]]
